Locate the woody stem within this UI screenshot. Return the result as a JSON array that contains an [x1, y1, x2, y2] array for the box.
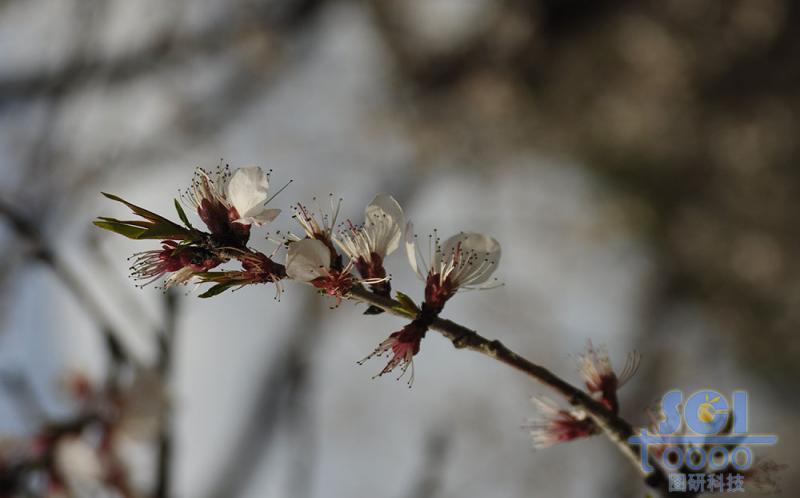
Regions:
[[345, 285, 692, 498]]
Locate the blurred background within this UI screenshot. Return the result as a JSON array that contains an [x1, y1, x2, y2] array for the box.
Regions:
[[0, 0, 797, 496]]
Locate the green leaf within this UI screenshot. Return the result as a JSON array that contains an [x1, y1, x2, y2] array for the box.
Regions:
[[194, 271, 229, 278], [174, 199, 194, 229], [138, 223, 191, 240], [391, 305, 417, 319], [101, 192, 176, 225], [395, 291, 420, 314], [94, 217, 190, 240], [93, 220, 148, 239], [96, 217, 152, 228], [198, 282, 235, 298]]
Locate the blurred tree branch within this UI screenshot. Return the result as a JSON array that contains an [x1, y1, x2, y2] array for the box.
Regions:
[[0, 198, 133, 370], [406, 429, 451, 498], [0, 0, 327, 108], [203, 292, 324, 498], [154, 290, 179, 498]]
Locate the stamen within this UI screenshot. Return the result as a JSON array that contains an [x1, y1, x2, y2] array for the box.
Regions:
[[264, 178, 293, 204]]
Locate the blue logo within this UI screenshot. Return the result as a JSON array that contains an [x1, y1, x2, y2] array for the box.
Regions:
[[629, 390, 778, 475]]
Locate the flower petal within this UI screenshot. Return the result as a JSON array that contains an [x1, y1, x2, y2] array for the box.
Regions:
[[365, 193, 404, 255], [286, 239, 331, 282], [366, 193, 404, 224], [404, 221, 424, 280], [234, 208, 281, 226], [54, 437, 104, 483], [226, 166, 269, 219], [441, 231, 501, 285]]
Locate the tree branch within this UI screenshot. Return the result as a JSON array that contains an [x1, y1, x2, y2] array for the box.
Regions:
[[202, 292, 323, 498], [154, 290, 179, 498], [0, 198, 135, 369], [345, 285, 688, 497]]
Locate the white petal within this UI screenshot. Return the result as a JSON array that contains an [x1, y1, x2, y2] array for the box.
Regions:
[[404, 221, 424, 280], [442, 231, 501, 284], [366, 193, 404, 224], [286, 239, 331, 282], [163, 267, 195, 288], [530, 394, 560, 416], [365, 193, 404, 255], [233, 208, 281, 226], [55, 438, 103, 482], [226, 166, 269, 219]]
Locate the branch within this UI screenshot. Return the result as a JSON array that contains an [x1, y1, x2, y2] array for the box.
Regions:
[[0, 198, 135, 369], [0, 412, 103, 494], [154, 290, 179, 498], [0, 0, 329, 109], [406, 429, 451, 498], [203, 292, 323, 498], [346, 285, 687, 497]]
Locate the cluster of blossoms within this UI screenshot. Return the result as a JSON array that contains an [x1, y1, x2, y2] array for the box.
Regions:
[[96, 164, 501, 384], [358, 229, 502, 384], [88, 163, 784, 495], [527, 341, 640, 448], [0, 371, 163, 497], [97, 165, 287, 297]]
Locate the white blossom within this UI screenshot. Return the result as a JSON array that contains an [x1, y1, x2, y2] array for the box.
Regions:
[[285, 239, 388, 306], [183, 165, 281, 226], [285, 238, 333, 282], [54, 437, 104, 490], [335, 193, 405, 261], [291, 194, 342, 241], [405, 224, 501, 290], [226, 166, 282, 225]]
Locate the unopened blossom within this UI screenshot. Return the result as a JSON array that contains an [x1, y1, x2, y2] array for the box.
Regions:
[[578, 340, 640, 413], [129, 240, 221, 288], [406, 225, 501, 309], [359, 320, 426, 386], [182, 165, 282, 243], [527, 395, 598, 449], [286, 239, 384, 306]]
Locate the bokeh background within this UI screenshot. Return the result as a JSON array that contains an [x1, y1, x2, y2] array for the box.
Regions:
[[0, 0, 797, 496]]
